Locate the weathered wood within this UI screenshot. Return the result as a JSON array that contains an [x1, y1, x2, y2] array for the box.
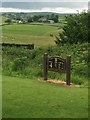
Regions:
[[44, 53, 48, 80], [66, 55, 71, 85], [1, 43, 34, 49], [43, 53, 71, 85], [48, 57, 66, 73]]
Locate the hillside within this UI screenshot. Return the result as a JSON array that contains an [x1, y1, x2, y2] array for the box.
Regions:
[[0, 16, 11, 24], [2, 12, 75, 21], [2, 12, 74, 17]]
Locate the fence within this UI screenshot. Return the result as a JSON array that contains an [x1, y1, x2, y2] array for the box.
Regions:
[[1, 43, 34, 49], [44, 53, 71, 85]]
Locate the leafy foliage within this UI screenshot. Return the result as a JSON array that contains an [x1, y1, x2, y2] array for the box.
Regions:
[[5, 18, 12, 24], [2, 43, 88, 85], [2, 12, 59, 23], [55, 12, 89, 45]]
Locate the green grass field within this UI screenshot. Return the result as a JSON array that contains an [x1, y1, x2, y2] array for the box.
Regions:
[[2, 75, 88, 118], [2, 24, 62, 46], [2, 22, 88, 118]]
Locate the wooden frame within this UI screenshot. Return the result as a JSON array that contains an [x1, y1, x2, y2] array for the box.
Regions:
[[44, 53, 71, 85]]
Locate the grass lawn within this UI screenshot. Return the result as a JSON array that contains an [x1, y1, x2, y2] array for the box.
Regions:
[[2, 24, 62, 46], [2, 75, 88, 118]]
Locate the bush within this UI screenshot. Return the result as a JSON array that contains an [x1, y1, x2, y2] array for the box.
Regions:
[[2, 43, 88, 85], [55, 12, 89, 45], [11, 57, 29, 71], [5, 19, 12, 24]]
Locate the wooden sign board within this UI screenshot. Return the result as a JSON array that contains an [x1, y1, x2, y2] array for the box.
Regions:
[[44, 53, 71, 85], [48, 57, 66, 73]]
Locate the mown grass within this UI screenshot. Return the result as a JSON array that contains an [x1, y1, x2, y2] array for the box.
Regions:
[[2, 75, 88, 118], [2, 24, 62, 46]]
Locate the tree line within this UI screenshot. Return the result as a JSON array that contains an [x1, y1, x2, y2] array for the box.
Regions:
[[3, 13, 59, 23]]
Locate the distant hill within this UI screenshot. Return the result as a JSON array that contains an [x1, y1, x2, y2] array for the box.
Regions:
[[28, 12, 74, 16], [2, 12, 75, 18], [0, 16, 9, 24], [1, 12, 75, 24]]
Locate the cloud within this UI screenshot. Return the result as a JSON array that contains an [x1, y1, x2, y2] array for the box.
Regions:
[[0, 7, 88, 13], [1, 1, 88, 13], [2, 0, 89, 2], [2, 2, 88, 10]]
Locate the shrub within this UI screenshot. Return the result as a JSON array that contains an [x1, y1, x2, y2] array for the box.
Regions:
[[5, 19, 12, 24], [55, 12, 89, 45], [2, 43, 88, 85], [11, 57, 29, 71]]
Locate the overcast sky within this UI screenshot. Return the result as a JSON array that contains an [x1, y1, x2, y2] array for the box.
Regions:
[[0, 0, 89, 13], [1, 0, 89, 2]]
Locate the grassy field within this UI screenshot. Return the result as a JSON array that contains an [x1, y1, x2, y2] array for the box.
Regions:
[[2, 24, 62, 46], [2, 75, 88, 118], [2, 22, 88, 118]]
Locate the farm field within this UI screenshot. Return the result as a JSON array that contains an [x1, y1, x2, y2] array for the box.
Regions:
[[2, 75, 88, 118], [2, 24, 62, 46]]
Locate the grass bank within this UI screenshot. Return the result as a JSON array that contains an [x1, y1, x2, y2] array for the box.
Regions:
[[2, 43, 88, 86]]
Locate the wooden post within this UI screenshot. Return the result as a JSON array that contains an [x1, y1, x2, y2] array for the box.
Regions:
[[31, 44, 34, 49], [66, 55, 71, 85], [44, 53, 48, 80]]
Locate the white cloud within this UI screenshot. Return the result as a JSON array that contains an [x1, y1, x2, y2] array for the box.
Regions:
[[0, 7, 88, 13], [2, 0, 90, 2]]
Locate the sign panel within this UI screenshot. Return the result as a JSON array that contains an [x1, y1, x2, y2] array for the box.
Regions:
[[48, 57, 66, 73], [44, 53, 71, 85]]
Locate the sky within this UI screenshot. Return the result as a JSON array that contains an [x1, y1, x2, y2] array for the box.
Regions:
[[0, 0, 89, 13], [1, 0, 89, 2]]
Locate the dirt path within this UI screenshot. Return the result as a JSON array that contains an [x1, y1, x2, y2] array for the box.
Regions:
[[38, 78, 80, 87]]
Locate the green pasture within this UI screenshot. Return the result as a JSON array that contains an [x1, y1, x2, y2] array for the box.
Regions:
[[2, 21, 88, 119], [2, 24, 62, 46], [2, 75, 88, 118]]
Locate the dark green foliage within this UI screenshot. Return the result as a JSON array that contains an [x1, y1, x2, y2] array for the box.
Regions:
[[50, 14, 59, 23], [11, 57, 29, 71], [16, 16, 21, 21], [5, 18, 12, 24], [55, 12, 89, 45], [27, 17, 33, 22], [2, 12, 59, 23], [2, 43, 88, 85]]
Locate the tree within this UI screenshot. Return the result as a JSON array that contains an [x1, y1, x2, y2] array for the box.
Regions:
[[50, 14, 59, 23], [55, 12, 89, 45], [27, 17, 33, 22], [54, 15, 59, 23], [5, 19, 12, 24], [16, 16, 22, 21], [33, 15, 39, 22]]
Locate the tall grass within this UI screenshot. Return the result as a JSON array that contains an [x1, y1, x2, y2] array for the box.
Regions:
[[2, 43, 88, 85]]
